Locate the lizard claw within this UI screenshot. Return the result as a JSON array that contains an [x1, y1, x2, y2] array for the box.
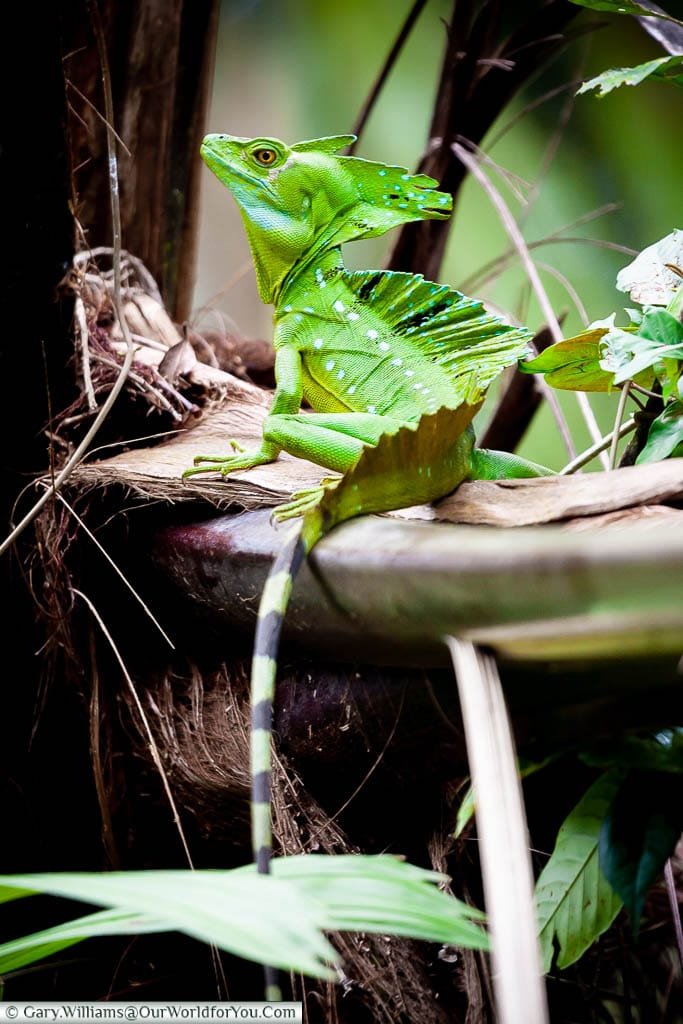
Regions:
[[271, 477, 340, 522], [182, 442, 272, 478]]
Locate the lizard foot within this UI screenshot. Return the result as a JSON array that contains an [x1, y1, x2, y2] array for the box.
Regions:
[[272, 477, 340, 522], [182, 442, 269, 478]]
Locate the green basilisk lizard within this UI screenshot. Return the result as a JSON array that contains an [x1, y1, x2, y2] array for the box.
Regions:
[[186, 132, 549, 994]]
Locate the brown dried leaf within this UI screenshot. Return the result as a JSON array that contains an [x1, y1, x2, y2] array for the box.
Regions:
[[159, 337, 198, 381]]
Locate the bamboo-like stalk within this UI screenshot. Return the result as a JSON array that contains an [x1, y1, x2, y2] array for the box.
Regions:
[[446, 639, 549, 1024]]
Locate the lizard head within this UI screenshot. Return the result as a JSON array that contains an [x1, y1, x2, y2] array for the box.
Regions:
[[201, 133, 453, 303]]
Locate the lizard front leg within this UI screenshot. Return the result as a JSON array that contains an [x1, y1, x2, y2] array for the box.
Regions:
[[183, 346, 303, 477]]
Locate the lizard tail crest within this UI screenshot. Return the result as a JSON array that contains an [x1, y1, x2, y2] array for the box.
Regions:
[[250, 520, 318, 874]]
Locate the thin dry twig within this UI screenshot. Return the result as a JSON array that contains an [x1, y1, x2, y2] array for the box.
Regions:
[[560, 417, 637, 475], [519, 50, 587, 231], [191, 259, 253, 327], [536, 260, 589, 326], [0, 4, 136, 558], [349, 0, 429, 152], [664, 858, 683, 971], [454, 141, 611, 466], [74, 246, 164, 305], [74, 588, 193, 866], [455, 137, 532, 207], [53, 489, 175, 649], [460, 203, 624, 294], [65, 76, 132, 157], [486, 79, 583, 151], [74, 294, 97, 410]]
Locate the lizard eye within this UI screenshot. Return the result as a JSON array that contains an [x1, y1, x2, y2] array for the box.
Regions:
[[252, 148, 278, 167]]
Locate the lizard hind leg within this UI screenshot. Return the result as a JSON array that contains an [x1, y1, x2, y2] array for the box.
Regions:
[[262, 410, 403, 473], [470, 447, 553, 480]]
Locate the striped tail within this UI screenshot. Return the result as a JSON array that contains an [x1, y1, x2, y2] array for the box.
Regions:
[[250, 525, 309, 876]]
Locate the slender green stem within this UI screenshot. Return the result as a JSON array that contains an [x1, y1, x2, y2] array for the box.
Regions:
[[609, 383, 631, 470]]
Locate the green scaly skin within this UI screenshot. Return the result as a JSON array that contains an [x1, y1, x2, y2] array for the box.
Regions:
[[186, 133, 551, 998]]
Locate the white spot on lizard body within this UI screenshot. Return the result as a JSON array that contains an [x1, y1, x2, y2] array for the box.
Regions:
[[333, 300, 345, 313]]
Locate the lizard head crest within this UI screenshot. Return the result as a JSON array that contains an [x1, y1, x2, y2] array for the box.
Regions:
[[201, 133, 452, 302]]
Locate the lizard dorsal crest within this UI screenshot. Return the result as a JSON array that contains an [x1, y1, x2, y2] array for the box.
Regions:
[[291, 135, 356, 155]]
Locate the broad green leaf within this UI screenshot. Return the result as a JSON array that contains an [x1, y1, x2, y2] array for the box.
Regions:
[[518, 331, 616, 391], [0, 908, 165, 974], [601, 310, 683, 388], [599, 772, 683, 931], [640, 308, 683, 346], [0, 868, 336, 979], [569, 0, 683, 21], [636, 400, 683, 463], [0, 855, 488, 978], [581, 729, 683, 774], [269, 855, 488, 949], [578, 56, 683, 97], [536, 772, 623, 972]]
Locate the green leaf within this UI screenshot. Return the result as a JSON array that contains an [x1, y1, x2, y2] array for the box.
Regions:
[[581, 729, 683, 774], [578, 56, 683, 98], [636, 400, 683, 463], [0, 855, 488, 978], [0, 908, 166, 975], [640, 308, 683, 346], [455, 786, 476, 838], [536, 772, 623, 972], [599, 772, 683, 931], [269, 855, 488, 949], [601, 310, 683, 388], [569, 0, 683, 20], [519, 330, 616, 391], [0, 867, 337, 979]]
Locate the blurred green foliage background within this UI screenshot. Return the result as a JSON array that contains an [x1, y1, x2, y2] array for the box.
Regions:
[[194, 0, 682, 469]]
